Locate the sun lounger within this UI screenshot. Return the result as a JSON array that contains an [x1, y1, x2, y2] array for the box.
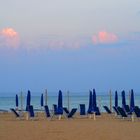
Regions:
[[117, 107, 130, 119], [27, 105, 39, 120], [117, 106, 135, 121], [44, 105, 51, 118], [44, 105, 69, 120], [10, 108, 24, 120], [53, 104, 63, 115], [134, 106, 140, 118], [113, 106, 120, 116], [67, 108, 77, 118], [123, 105, 132, 115], [53, 104, 58, 115], [28, 105, 35, 117], [10, 108, 20, 118], [52, 104, 64, 120], [117, 107, 127, 117], [79, 104, 86, 116], [95, 107, 101, 115], [63, 107, 69, 114], [103, 106, 112, 114]]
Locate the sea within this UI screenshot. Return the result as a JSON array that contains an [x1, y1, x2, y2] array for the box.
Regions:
[[0, 91, 140, 112]]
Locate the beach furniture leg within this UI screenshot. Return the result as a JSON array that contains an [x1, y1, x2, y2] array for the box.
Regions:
[[93, 112, 96, 120], [58, 115, 61, 120], [89, 114, 92, 119], [26, 112, 29, 120], [131, 114, 134, 122]]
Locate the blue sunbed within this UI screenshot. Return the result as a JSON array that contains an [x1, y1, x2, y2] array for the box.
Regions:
[[44, 105, 51, 118], [103, 106, 112, 114], [67, 108, 77, 118], [79, 104, 86, 115]]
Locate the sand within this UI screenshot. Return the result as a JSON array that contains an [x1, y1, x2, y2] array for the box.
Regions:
[[0, 112, 140, 140]]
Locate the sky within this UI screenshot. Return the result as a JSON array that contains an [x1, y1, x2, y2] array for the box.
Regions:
[[0, 0, 140, 95]]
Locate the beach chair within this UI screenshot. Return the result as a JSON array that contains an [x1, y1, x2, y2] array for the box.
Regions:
[[63, 107, 69, 114], [79, 104, 86, 116], [28, 105, 35, 117], [52, 104, 64, 120], [53, 104, 63, 115], [134, 106, 140, 118], [95, 107, 101, 115], [44, 105, 51, 118], [53, 104, 58, 115], [117, 107, 130, 120], [27, 105, 38, 120], [113, 106, 120, 116], [123, 105, 132, 115], [67, 108, 77, 118], [103, 106, 112, 114], [10, 108, 24, 120], [10, 108, 20, 118]]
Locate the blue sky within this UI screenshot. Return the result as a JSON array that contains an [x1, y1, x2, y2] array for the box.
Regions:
[[0, 0, 140, 94]]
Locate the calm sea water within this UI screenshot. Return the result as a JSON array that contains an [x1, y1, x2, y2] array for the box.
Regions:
[[0, 92, 140, 112]]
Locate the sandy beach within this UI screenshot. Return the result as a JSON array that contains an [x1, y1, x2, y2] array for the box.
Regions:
[[0, 112, 140, 140]]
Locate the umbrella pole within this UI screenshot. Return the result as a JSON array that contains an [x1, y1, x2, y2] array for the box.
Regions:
[[131, 113, 134, 122], [98, 96, 101, 111], [20, 91, 24, 117], [20, 91, 23, 111], [93, 112, 96, 120], [109, 90, 112, 112], [67, 91, 70, 111], [45, 89, 48, 106], [129, 90, 131, 106], [89, 114, 92, 119]]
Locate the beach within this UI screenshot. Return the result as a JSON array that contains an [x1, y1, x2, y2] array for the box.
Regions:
[[0, 113, 140, 140]]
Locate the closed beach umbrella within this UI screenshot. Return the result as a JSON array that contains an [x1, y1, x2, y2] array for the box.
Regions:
[[15, 94, 18, 108], [93, 89, 97, 109], [121, 90, 126, 108], [41, 93, 44, 107], [130, 89, 135, 112], [58, 90, 63, 114], [88, 90, 93, 113], [26, 90, 31, 111], [115, 91, 118, 107], [58, 90, 63, 108]]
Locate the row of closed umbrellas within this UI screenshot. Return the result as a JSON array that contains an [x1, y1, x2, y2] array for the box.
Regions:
[[15, 90, 63, 110], [15, 89, 135, 112], [115, 89, 135, 112]]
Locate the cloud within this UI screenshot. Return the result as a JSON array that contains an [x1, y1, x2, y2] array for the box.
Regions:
[[92, 31, 118, 44], [0, 28, 20, 48]]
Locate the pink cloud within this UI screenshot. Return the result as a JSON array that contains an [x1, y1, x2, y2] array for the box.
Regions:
[[0, 28, 20, 48], [92, 31, 118, 44]]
